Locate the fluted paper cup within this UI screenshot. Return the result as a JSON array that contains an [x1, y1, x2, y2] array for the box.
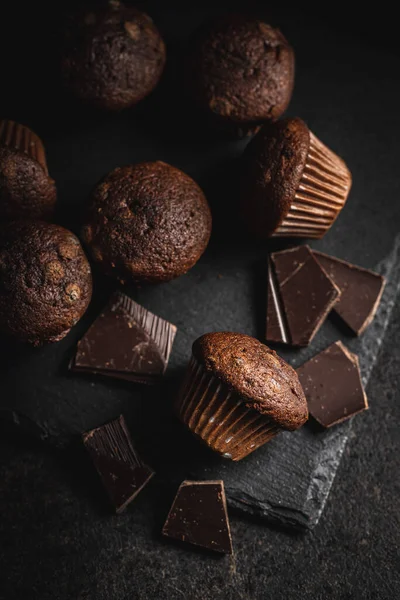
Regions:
[[273, 131, 352, 239], [175, 356, 281, 461], [0, 119, 48, 174]]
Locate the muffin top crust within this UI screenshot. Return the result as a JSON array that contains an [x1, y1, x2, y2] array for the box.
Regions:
[[193, 332, 308, 430]]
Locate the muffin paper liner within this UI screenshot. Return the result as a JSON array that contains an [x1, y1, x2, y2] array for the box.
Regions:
[[0, 119, 48, 174], [273, 131, 352, 239], [175, 356, 281, 461]]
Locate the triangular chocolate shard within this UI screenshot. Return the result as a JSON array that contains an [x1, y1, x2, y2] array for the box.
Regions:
[[71, 292, 177, 383], [313, 250, 385, 335], [267, 246, 340, 347], [82, 415, 154, 513], [162, 480, 233, 554], [296, 341, 368, 428]]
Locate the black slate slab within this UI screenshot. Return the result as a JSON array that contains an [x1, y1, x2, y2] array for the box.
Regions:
[[1, 238, 399, 530], [188, 236, 400, 528]]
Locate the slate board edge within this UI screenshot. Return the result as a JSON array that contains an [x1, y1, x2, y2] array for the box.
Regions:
[[306, 234, 400, 529]]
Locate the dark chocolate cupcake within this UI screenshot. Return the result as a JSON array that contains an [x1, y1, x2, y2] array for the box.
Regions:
[[241, 117, 352, 238], [176, 332, 308, 461], [0, 120, 56, 221], [187, 14, 295, 136], [61, 2, 166, 111], [0, 221, 92, 345], [82, 161, 212, 284]]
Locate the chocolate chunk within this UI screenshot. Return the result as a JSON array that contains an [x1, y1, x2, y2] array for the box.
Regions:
[[162, 480, 233, 554], [313, 250, 385, 335], [266, 257, 291, 345], [297, 341, 368, 427], [267, 245, 340, 346], [71, 291, 177, 383], [82, 415, 154, 513]]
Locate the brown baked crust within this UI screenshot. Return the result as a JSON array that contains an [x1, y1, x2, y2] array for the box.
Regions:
[[192, 332, 308, 430], [188, 14, 295, 128], [0, 147, 56, 221], [241, 117, 310, 237], [61, 3, 166, 111], [82, 161, 212, 283], [0, 221, 92, 345]]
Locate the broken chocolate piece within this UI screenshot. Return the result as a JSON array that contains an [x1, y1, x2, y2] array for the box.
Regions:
[[267, 245, 340, 346], [313, 250, 385, 335], [266, 257, 291, 345], [71, 292, 177, 383], [162, 480, 233, 554], [297, 341, 368, 427], [82, 415, 154, 513]]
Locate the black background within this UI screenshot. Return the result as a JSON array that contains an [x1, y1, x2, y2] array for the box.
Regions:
[[1, 2, 400, 599]]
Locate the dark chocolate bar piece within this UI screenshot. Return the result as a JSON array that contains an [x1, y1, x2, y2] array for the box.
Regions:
[[296, 341, 368, 427], [82, 415, 154, 513], [71, 292, 177, 384], [266, 257, 291, 344], [313, 250, 385, 335], [162, 480, 233, 554], [267, 245, 340, 346]]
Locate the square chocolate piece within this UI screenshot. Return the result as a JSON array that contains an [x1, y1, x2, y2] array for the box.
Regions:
[[71, 292, 177, 383], [313, 250, 385, 335], [82, 415, 154, 513], [296, 341, 368, 428], [162, 480, 233, 554], [267, 245, 341, 347]]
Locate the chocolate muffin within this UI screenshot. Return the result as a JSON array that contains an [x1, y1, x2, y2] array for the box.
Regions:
[[187, 14, 295, 135], [241, 117, 352, 239], [176, 332, 308, 461], [82, 161, 212, 284], [0, 120, 56, 221], [61, 2, 166, 111], [0, 221, 92, 345]]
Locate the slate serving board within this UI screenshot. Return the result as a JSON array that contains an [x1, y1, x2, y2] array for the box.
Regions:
[[1, 3, 400, 531]]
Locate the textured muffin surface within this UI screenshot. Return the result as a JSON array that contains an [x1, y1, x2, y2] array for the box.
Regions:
[[0, 221, 92, 345], [61, 3, 166, 110], [82, 161, 212, 283], [193, 332, 308, 429], [241, 117, 310, 236], [189, 14, 294, 127], [0, 147, 56, 221]]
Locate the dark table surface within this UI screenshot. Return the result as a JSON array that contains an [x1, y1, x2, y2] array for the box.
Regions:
[[1, 2, 400, 599]]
